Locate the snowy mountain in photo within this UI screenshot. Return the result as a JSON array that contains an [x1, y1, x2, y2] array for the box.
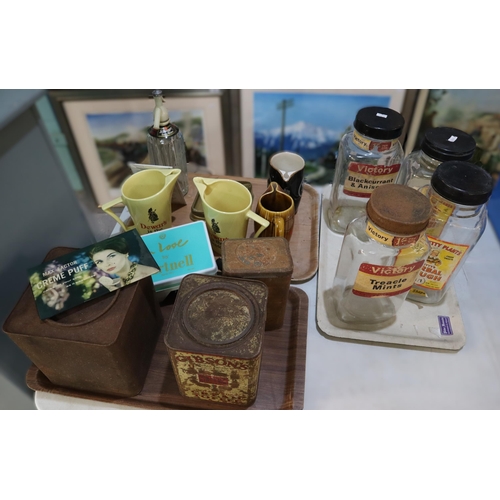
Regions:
[[255, 121, 342, 161]]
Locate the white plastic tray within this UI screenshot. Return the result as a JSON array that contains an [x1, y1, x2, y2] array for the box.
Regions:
[[316, 186, 466, 351]]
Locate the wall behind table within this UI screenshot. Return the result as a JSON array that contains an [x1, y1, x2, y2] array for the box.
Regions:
[[0, 94, 95, 395]]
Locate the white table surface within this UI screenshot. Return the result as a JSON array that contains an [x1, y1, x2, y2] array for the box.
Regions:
[[35, 186, 500, 410]]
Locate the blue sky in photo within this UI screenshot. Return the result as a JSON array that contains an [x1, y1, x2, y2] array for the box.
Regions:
[[253, 92, 391, 131]]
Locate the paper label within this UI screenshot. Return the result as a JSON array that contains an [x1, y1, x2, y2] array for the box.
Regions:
[[352, 260, 425, 298], [425, 193, 456, 238], [438, 316, 454, 336], [343, 162, 401, 198], [353, 130, 397, 152], [366, 221, 420, 247], [411, 236, 469, 291]]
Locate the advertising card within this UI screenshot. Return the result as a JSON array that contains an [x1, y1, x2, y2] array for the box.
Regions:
[[28, 230, 159, 320]]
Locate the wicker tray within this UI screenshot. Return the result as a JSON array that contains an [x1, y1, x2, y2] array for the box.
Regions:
[[115, 173, 319, 284], [26, 287, 308, 410]]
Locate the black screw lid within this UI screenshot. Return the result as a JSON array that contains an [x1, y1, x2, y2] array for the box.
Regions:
[[421, 127, 476, 162], [431, 161, 494, 206], [353, 106, 405, 140]]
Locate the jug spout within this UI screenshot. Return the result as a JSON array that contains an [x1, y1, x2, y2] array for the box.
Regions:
[[193, 176, 220, 199]]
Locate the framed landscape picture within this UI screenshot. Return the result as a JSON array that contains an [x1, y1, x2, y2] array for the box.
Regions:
[[406, 89, 500, 182], [240, 89, 407, 183], [51, 90, 226, 206]]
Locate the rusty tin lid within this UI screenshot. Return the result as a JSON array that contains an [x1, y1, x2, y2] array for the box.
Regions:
[[366, 184, 431, 235], [164, 274, 267, 358], [221, 238, 293, 278]]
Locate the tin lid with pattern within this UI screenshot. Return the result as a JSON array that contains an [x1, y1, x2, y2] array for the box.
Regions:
[[366, 184, 431, 235], [164, 274, 267, 358], [221, 237, 293, 277]]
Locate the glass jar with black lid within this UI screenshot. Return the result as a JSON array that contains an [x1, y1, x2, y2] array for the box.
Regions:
[[408, 160, 493, 304], [327, 106, 405, 234], [398, 127, 476, 190]]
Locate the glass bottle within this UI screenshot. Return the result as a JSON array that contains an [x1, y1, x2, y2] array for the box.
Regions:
[[331, 184, 431, 329], [327, 106, 405, 234], [397, 127, 476, 190], [408, 160, 494, 304], [146, 89, 189, 196]]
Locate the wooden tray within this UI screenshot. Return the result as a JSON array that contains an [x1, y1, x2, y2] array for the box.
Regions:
[[116, 173, 319, 283], [316, 187, 466, 351], [26, 287, 308, 410]]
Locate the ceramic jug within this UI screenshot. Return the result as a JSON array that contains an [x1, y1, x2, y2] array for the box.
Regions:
[[101, 168, 181, 235], [193, 177, 270, 254]]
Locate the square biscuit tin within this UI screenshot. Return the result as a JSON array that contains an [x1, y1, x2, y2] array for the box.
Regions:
[[164, 274, 268, 406], [3, 247, 163, 397], [141, 221, 218, 294]]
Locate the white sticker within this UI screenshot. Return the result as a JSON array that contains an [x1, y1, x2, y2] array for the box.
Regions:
[[447, 135, 458, 142], [376, 113, 388, 118]]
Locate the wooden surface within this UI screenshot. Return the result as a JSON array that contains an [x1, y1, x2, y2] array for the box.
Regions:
[[175, 174, 319, 283], [26, 287, 308, 410]]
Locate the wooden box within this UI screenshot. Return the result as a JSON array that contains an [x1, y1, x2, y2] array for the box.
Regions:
[[221, 237, 293, 330], [2, 247, 163, 397], [164, 274, 267, 406]]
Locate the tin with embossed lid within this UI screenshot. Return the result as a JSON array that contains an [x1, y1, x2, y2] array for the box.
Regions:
[[164, 273, 267, 406], [221, 237, 293, 331]]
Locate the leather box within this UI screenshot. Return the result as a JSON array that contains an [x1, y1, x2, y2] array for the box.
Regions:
[[2, 247, 163, 397]]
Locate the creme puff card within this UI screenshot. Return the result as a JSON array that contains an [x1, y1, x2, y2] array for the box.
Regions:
[[28, 229, 160, 320]]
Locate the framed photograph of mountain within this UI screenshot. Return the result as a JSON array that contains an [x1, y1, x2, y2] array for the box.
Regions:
[[50, 90, 226, 206], [240, 89, 407, 184]]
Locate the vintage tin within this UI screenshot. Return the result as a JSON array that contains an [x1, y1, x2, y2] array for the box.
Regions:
[[221, 237, 293, 330], [2, 247, 163, 397], [164, 273, 267, 406]]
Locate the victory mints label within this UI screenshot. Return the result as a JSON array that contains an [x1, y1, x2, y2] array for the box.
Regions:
[[352, 261, 425, 298]]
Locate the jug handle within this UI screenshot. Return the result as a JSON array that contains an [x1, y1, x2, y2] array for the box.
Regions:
[[246, 210, 270, 238], [100, 197, 135, 232], [273, 216, 285, 237]]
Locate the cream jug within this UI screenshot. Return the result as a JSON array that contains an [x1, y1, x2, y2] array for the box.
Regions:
[[193, 177, 270, 254], [101, 168, 181, 235]]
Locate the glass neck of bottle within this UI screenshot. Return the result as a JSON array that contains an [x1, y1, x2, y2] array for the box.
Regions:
[[428, 187, 485, 218], [419, 151, 442, 170]]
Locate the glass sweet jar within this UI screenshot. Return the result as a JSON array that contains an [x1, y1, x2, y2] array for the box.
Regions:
[[331, 184, 431, 329], [408, 160, 494, 304], [327, 106, 405, 234], [397, 126, 476, 190]]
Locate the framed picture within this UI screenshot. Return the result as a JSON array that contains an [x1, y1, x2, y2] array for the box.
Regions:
[[240, 89, 408, 183], [49, 90, 226, 206], [406, 89, 500, 182]]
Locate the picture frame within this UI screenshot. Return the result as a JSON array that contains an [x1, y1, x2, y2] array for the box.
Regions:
[[405, 89, 500, 181], [48, 90, 227, 206], [239, 89, 408, 183]]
